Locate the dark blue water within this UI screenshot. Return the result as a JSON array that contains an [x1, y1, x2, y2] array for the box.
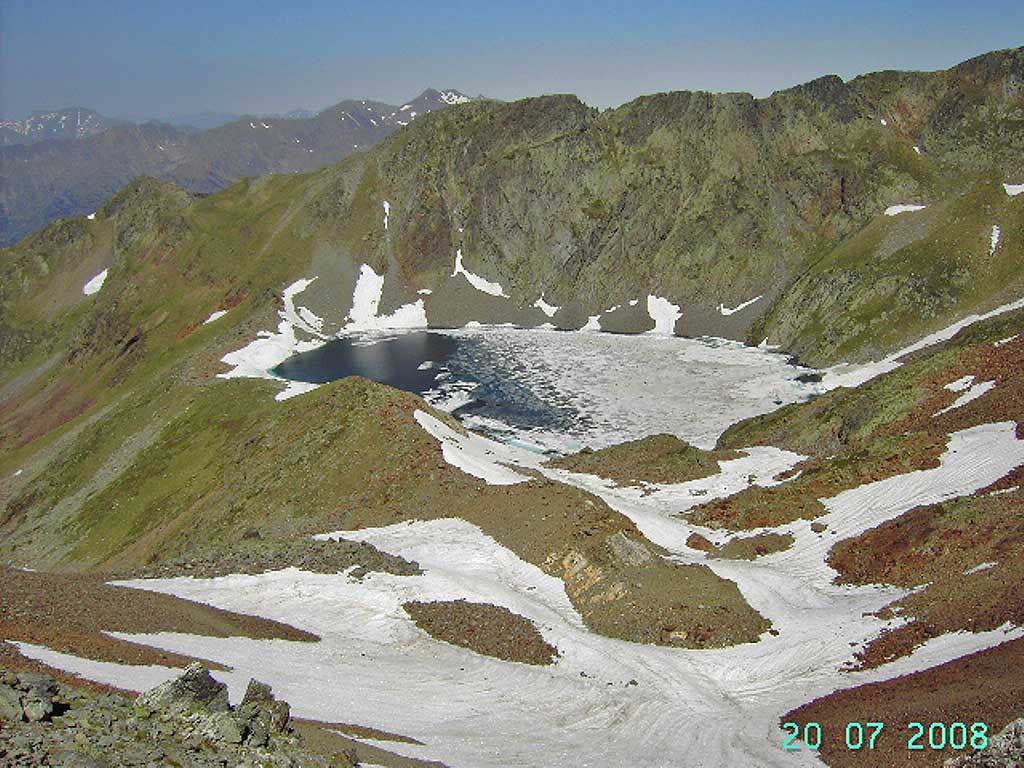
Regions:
[[270, 331, 585, 437]]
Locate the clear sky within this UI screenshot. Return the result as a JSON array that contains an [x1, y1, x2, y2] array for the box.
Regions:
[[1, 0, 1022, 120]]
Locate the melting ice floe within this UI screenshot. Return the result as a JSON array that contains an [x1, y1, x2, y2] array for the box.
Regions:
[[452, 249, 506, 297], [17, 420, 1024, 768], [82, 269, 108, 296], [821, 295, 1024, 390], [884, 204, 926, 216]]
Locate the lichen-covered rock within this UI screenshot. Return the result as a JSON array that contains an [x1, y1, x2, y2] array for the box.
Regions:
[[136, 662, 229, 714], [945, 717, 1024, 767]]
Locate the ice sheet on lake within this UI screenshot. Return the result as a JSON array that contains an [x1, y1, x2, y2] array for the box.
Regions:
[[431, 327, 821, 451]]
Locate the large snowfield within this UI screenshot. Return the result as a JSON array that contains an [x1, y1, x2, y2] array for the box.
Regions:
[[18, 274, 1024, 766], [15, 411, 1024, 766]]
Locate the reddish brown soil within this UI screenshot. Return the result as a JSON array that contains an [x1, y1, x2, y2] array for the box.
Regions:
[[686, 432, 946, 530], [403, 599, 558, 665], [828, 486, 1024, 670], [0, 566, 317, 676], [787, 638, 1024, 768], [0, 373, 95, 450], [883, 334, 1024, 441]]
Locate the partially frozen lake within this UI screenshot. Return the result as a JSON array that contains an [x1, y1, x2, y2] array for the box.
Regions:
[[272, 327, 823, 452]]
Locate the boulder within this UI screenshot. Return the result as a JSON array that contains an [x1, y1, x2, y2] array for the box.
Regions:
[[0, 683, 24, 722], [137, 662, 229, 714]]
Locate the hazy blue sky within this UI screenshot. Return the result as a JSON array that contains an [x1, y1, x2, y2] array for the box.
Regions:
[[2, 0, 1022, 120]]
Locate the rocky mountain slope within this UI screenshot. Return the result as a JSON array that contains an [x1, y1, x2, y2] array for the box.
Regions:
[[0, 48, 1022, 767], [0, 89, 478, 246]]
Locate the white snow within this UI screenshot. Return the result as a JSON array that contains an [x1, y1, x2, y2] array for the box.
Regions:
[[995, 334, 1018, 347], [913, 146, 923, 155], [580, 315, 601, 332], [413, 410, 531, 485], [249, 122, 256, 129], [964, 562, 997, 576], [25, 415, 1024, 768], [439, 91, 471, 105], [934, 377, 995, 416], [718, 295, 763, 316], [86, 211, 96, 220], [382, 200, 390, 230], [417, 288, 433, 295], [82, 269, 108, 296], [628, 299, 639, 306], [13, 469, 22, 477], [821, 295, 1024, 390], [880, 118, 888, 126], [645, 295, 681, 335], [218, 278, 327, 401], [344, 264, 428, 333], [203, 310, 228, 325], [884, 204, 927, 216], [532, 296, 559, 318], [427, 327, 822, 451], [990, 225, 1001, 255], [451, 249, 507, 297], [1003, 183, 1024, 197]]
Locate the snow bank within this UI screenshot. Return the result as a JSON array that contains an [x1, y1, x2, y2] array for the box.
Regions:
[[646, 295, 681, 334], [203, 310, 228, 325], [718, 295, 763, 316], [822, 295, 1024, 390], [413, 410, 531, 485], [82, 269, 108, 296], [452, 249, 507, 297], [343, 264, 428, 332], [934, 377, 995, 416], [218, 278, 328, 401], [1004, 183, 1024, 197], [580, 314, 601, 331], [532, 296, 559, 318], [884, 204, 926, 216]]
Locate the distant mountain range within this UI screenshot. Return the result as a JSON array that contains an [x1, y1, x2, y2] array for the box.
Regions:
[[0, 108, 128, 146], [0, 89, 479, 245]]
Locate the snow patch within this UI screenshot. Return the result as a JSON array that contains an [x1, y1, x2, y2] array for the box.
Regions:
[[344, 264, 427, 333], [1003, 183, 1024, 197], [964, 562, 997, 575], [452, 249, 507, 297], [413, 410, 531, 485], [82, 269, 108, 296], [580, 315, 601, 332], [934, 379, 995, 417], [86, 211, 96, 220], [884, 204, 926, 216], [382, 200, 390, 230], [646, 295, 681, 334], [822, 296, 1024, 390], [913, 146, 923, 154], [417, 288, 433, 295], [203, 310, 228, 325], [995, 334, 1018, 347], [533, 296, 559, 318], [718, 295, 763, 316], [989, 225, 1000, 255]]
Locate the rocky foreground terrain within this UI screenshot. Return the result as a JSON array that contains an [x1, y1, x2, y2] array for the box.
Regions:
[[0, 663, 353, 767]]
